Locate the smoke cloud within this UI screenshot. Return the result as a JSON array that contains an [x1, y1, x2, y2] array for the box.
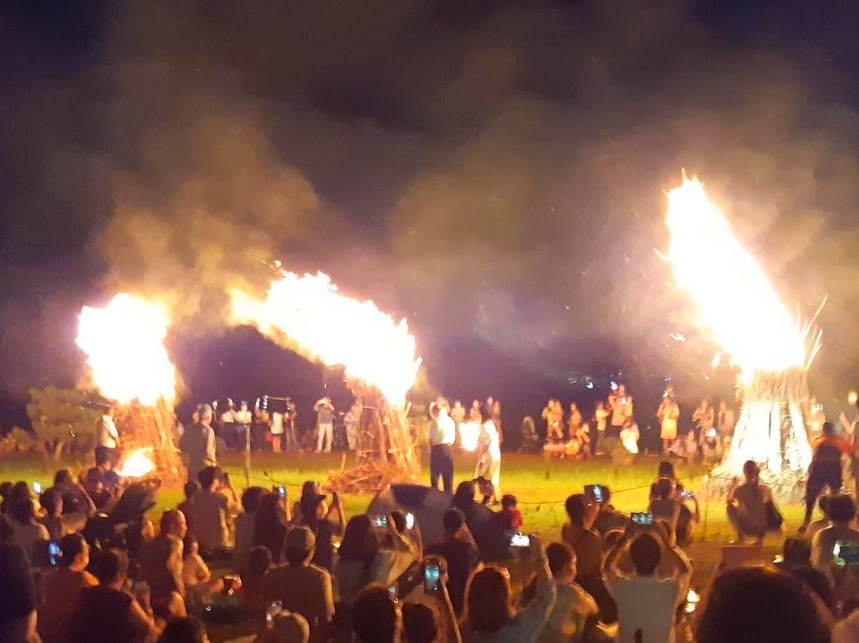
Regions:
[[1, 0, 858, 410]]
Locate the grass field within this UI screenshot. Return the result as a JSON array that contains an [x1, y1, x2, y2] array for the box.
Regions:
[[1, 449, 808, 588]]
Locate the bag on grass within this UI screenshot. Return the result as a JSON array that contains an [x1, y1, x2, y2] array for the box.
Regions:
[[765, 500, 784, 530]]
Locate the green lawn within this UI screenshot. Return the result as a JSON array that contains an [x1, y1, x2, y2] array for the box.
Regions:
[[2, 449, 807, 588]]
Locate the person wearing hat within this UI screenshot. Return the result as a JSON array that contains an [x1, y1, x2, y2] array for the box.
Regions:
[[95, 405, 121, 467], [263, 525, 334, 642], [179, 404, 217, 483]]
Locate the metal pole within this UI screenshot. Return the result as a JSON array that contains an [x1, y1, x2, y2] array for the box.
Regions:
[[244, 424, 251, 489]]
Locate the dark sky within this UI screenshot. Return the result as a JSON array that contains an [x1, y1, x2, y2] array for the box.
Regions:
[[2, 0, 859, 429]]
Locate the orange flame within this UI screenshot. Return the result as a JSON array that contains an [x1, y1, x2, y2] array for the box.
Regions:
[[76, 294, 177, 405], [116, 447, 156, 477], [229, 271, 421, 405]]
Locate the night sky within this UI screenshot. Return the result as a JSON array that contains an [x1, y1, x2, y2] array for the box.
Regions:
[[2, 0, 859, 432]]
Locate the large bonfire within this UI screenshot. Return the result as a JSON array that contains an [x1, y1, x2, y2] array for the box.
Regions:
[[666, 176, 820, 495], [76, 293, 184, 481], [230, 270, 422, 491]]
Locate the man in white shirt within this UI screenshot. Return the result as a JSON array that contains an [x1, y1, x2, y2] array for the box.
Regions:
[[95, 406, 121, 466], [314, 397, 336, 453], [429, 398, 456, 493], [604, 528, 692, 643]]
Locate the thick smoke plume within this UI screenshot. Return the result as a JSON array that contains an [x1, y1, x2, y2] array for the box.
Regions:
[[1, 0, 859, 409]]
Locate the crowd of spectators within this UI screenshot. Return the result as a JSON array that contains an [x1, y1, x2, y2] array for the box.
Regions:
[[0, 456, 856, 643]]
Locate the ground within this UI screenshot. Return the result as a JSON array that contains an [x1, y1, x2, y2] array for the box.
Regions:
[[4, 449, 807, 590]]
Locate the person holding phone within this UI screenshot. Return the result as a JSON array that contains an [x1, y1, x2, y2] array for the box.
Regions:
[[463, 535, 556, 643], [811, 494, 859, 569], [604, 528, 692, 643], [426, 509, 480, 616], [399, 555, 462, 643], [37, 533, 98, 643]]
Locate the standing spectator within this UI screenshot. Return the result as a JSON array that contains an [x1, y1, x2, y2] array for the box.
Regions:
[[491, 399, 503, 445], [607, 385, 633, 440], [254, 492, 291, 564], [263, 526, 334, 641], [801, 421, 852, 533], [8, 498, 49, 563], [95, 405, 121, 466], [351, 585, 403, 643], [0, 515, 38, 643], [82, 447, 121, 510], [314, 397, 336, 453], [177, 481, 200, 535], [726, 460, 777, 545], [696, 567, 829, 643], [593, 401, 608, 455], [39, 488, 66, 541], [235, 486, 267, 571], [68, 549, 158, 643], [37, 533, 98, 643], [474, 417, 502, 504], [604, 531, 692, 643], [468, 400, 482, 425], [562, 494, 614, 623], [567, 403, 583, 437], [188, 467, 238, 553], [140, 509, 188, 620], [284, 398, 299, 452], [716, 400, 735, 438], [344, 403, 359, 451], [336, 514, 419, 604], [451, 401, 466, 427], [179, 405, 217, 483], [811, 494, 859, 569], [426, 508, 480, 616], [429, 399, 456, 494], [462, 535, 556, 643], [692, 398, 715, 436], [657, 394, 679, 455], [533, 542, 598, 643], [270, 409, 285, 453], [298, 491, 345, 572]]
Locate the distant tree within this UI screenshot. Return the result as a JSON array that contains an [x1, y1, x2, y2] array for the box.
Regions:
[[26, 387, 101, 459], [8, 426, 40, 452]]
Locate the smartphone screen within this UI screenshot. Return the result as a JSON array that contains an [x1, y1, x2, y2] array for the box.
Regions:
[[32, 482, 42, 494], [405, 513, 415, 530], [424, 564, 440, 591], [680, 490, 694, 499], [631, 512, 653, 525], [48, 541, 60, 566], [374, 515, 388, 528], [585, 484, 605, 504], [275, 485, 286, 498], [835, 542, 859, 564], [509, 533, 530, 547]]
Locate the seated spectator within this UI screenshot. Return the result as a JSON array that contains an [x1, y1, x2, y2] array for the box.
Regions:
[[263, 525, 334, 640], [648, 478, 681, 537], [351, 584, 403, 643], [298, 491, 344, 572], [177, 481, 200, 535], [183, 534, 224, 599], [8, 498, 49, 563], [140, 509, 188, 620], [37, 532, 99, 642], [426, 508, 480, 616], [240, 546, 272, 615], [235, 486, 267, 571], [39, 488, 65, 541], [590, 487, 630, 536], [0, 515, 38, 643], [0, 481, 14, 514], [68, 548, 158, 643], [292, 481, 322, 522], [806, 495, 832, 543], [530, 542, 598, 643], [775, 537, 812, 572], [726, 460, 777, 545], [562, 494, 614, 623], [254, 492, 291, 564], [391, 509, 423, 557], [604, 530, 692, 643], [789, 566, 836, 621], [452, 481, 479, 527], [254, 611, 310, 643], [157, 616, 209, 643], [491, 495, 524, 532], [82, 448, 121, 510], [696, 567, 829, 643], [402, 602, 439, 643], [812, 494, 859, 569], [462, 535, 556, 643], [52, 470, 96, 517], [188, 467, 238, 553], [336, 514, 420, 604]]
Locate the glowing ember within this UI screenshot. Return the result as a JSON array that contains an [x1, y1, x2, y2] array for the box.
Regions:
[[229, 272, 421, 405], [666, 177, 806, 380], [76, 294, 177, 405], [116, 448, 155, 477]]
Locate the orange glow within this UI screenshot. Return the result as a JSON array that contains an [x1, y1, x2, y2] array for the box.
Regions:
[[116, 447, 155, 477]]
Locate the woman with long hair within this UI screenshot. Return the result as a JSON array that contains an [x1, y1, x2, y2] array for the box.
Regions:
[[336, 514, 419, 604], [253, 492, 290, 564], [463, 536, 555, 642]]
